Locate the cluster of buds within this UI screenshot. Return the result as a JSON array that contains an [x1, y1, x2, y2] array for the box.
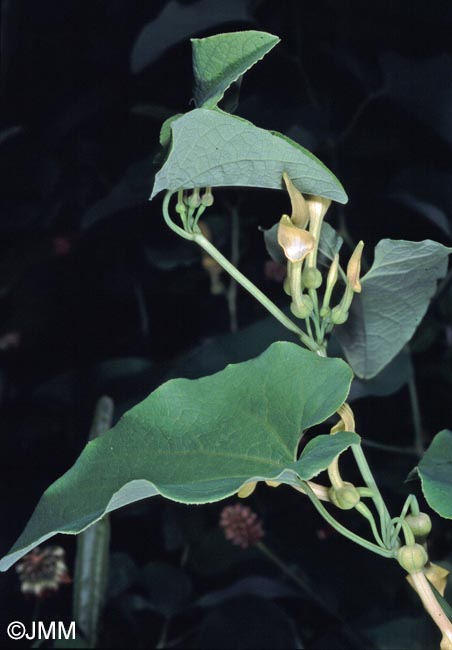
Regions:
[[176, 187, 214, 217], [16, 546, 71, 598], [277, 172, 364, 334]]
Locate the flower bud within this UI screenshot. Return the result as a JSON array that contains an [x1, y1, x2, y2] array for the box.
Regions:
[[201, 187, 214, 207], [277, 215, 315, 263], [330, 305, 349, 324], [405, 513, 432, 541], [187, 188, 201, 209], [328, 482, 360, 510], [303, 268, 322, 289], [282, 172, 310, 228], [346, 241, 364, 293], [397, 543, 428, 573]]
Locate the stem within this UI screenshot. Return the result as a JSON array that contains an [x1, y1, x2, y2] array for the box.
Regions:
[[256, 541, 330, 611], [389, 495, 416, 548], [193, 232, 320, 352], [163, 191, 320, 352], [354, 501, 386, 548], [308, 288, 323, 343], [361, 439, 418, 456], [408, 373, 424, 456], [227, 205, 240, 333], [156, 617, 171, 650], [409, 571, 452, 640], [292, 481, 331, 502], [162, 191, 193, 241], [301, 481, 395, 558], [256, 540, 372, 648], [351, 445, 394, 548]]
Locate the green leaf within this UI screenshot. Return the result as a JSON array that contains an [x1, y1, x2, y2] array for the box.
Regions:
[[151, 109, 348, 203], [0, 342, 353, 572], [192, 30, 280, 108], [159, 113, 184, 148], [417, 430, 452, 519], [296, 432, 360, 480], [335, 239, 451, 379]]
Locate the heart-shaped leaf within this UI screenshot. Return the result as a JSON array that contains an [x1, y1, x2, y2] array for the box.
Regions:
[[151, 109, 348, 203], [417, 429, 452, 519], [0, 342, 354, 572], [335, 239, 451, 378], [192, 30, 280, 108]]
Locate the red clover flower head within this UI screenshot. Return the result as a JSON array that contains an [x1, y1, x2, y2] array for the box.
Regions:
[[219, 503, 265, 549]]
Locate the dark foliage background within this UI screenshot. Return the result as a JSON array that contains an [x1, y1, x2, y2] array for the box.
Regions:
[[1, 1, 452, 648]]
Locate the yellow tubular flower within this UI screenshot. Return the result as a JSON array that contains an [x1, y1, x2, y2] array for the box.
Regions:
[[277, 215, 315, 263], [282, 172, 310, 228], [237, 481, 257, 498], [330, 403, 356, 434], [305, 195, 331, 270], [347, 240, 364, 293]]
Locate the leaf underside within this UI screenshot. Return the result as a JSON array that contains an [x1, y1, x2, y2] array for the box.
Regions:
[[335, 239, 451, 379], [151, 109, 348, 203], [417, 429, 452, 519]]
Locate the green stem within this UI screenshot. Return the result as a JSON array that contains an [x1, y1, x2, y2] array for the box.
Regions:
[[256, 541, 331, 612], [354, 501, 386, 548], [254, 541, 373, 649], [301, 481, 395, 558], [361, 439, 418, 456], [193, 232, 320, 352], [350, 445, 393, 548], [408, 373, 424, 456], [162, 191, 193, 240], [308, 288, 323, 343], [162, 191, 320, 353], [389, 494, 415, 548], [227, 204, 240, 333]]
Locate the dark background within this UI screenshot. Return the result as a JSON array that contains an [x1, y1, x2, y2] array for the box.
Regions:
[[0, 1, 452, 648]]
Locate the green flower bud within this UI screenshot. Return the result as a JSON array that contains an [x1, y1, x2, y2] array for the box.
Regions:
[[303, 268, 322, 289], [320, 305, 330, 318], [187, 188, 201, 208], [397, 543, 428, 573], [328, 482, 360, 510], [201, 187, 214, 207], [330, 305, 349, 325], [405, 513, 432, 540], [290, 297, 313, 319]]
